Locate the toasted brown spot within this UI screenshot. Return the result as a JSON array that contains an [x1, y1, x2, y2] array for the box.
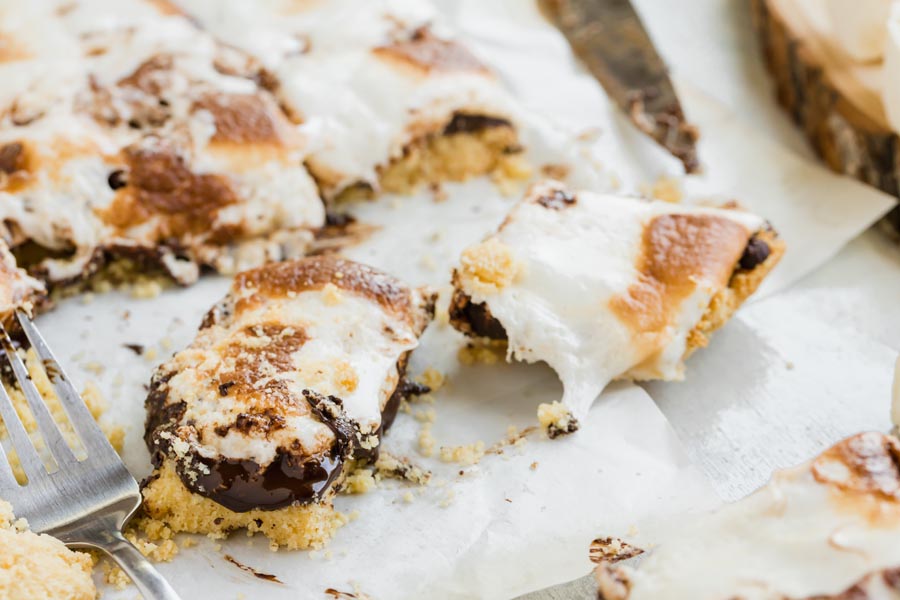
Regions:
[[214, 324, 309, 411], [98, 143, 240, 238], [801, 566, 900, 600], [118, 54, 174, 96], [0, 142, 28, 175], [191, 93, 286, 145], [610, 213, 750, 340], [146, 0, 185, 16], [0, 141, 36, 192], [812, 432, 900, 501], [0, 32, 29, 62], [0, 32, 31, 63], [373, 27, 488, 74], [234, 256, 415, 320]]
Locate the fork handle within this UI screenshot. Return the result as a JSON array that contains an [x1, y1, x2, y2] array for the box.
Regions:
[[92, 531, 183, 600]]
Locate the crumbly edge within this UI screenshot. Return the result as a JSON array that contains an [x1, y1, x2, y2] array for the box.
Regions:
[[683, 229, 786, 356], [141, 460, 347, 551], [0, 500, 96, 600], [330, 125, 530, 201]]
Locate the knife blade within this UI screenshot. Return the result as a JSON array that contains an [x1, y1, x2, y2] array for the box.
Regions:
[[540, 0, 700, 173]]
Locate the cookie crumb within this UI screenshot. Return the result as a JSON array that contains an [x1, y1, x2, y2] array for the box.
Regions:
[[537, 401, 579, 438], [440, 441, 486, 466]]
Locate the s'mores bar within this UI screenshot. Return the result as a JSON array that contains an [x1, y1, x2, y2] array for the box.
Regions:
[[0, 0, 324, 287], [176, 0, 526, 199], [142, 256, 434, 548], [449, 181, 784, 432], [595, 432, 900, 600]]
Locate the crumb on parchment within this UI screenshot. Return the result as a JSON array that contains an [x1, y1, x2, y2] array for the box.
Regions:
[[537, 401, 579, 438], [440, 441, 486, 466], [414, 367, 445, 392]]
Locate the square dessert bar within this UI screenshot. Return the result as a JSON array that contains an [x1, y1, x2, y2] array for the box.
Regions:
[[142, 256, 435, 548], [595, 432, 900, 599], [449, 181, 784, 433], [175, 0, 526, 199], [0, 0, 325, 288]]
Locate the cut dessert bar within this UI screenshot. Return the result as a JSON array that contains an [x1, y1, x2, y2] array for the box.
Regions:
[[0, 0, 325, 287], [594, 432, 900, 600], [449, 181, 784, 433], [142, 256, 434, 548], [176, 0, 526, 199]]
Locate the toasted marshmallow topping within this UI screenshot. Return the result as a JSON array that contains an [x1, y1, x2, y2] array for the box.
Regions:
[[0, 0, 324, 286], [452, 181, 768, 421], [145, 256, 434, 509], [176, 0, 520, 197], [596, 432, 900, 600]]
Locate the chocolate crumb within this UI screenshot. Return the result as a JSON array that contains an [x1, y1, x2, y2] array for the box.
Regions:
[[536, 188, 576, 210], [218, 381, 235, 396], [589, 537, 644, 564], [738, 236, 771, 270], [123, 343, 144, 356], [107, 169, 128, 190]]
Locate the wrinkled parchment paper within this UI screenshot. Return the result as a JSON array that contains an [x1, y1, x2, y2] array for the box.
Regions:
[[28, 1, 900, 598]]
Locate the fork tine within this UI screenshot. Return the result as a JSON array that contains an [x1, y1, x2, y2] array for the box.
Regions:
[[0, 326, 77, 467], [0, 371, 47, 480], [14, 310, 117, 458], [0, 438, 21, 490]]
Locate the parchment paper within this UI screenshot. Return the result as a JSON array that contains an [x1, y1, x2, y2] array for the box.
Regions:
[[23, 1, 900, 599]]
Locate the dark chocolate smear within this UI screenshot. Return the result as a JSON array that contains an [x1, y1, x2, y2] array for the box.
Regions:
[[224, 555, 282, 583], [442, 112, 511, 136], [449, 292, 508, 341]]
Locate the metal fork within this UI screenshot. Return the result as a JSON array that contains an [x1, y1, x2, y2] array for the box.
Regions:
[[0, 309, 180, 600]]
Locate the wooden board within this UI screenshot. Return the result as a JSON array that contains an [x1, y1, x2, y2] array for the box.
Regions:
[[753, 0, 900, 232]]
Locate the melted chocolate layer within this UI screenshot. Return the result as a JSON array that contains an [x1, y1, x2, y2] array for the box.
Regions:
[[448, 288, 508, 340], [144, 359, 423, 512], [191, 451, 344, 513]]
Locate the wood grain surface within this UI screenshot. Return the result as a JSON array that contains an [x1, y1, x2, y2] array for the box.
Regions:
[[754, 0, 900, 232]]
